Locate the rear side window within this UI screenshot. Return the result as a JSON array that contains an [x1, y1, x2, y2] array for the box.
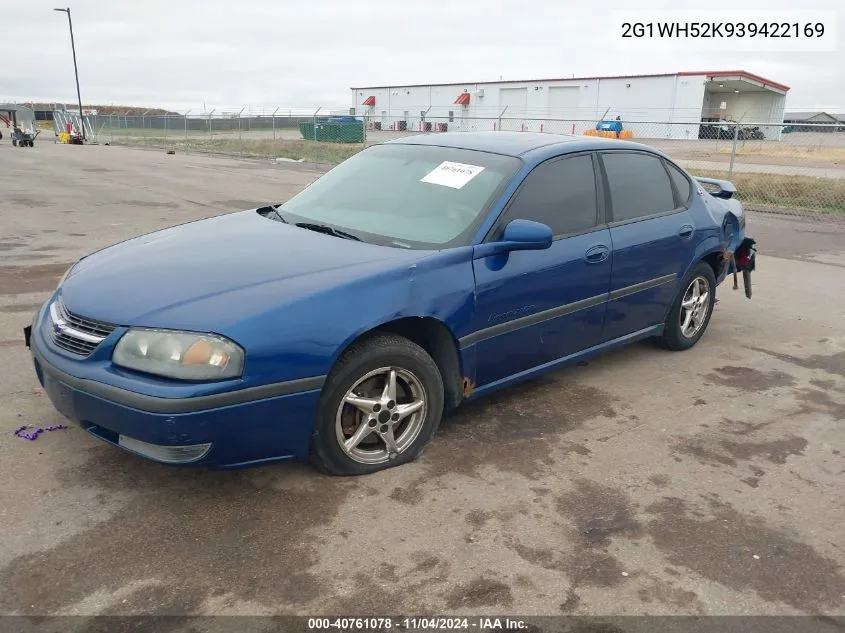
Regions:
[[665, 161, 692, 206], [502, 154, 598, 236], [602, 152, 677, 222]]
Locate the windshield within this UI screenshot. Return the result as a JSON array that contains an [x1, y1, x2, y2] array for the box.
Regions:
[[277, 144, 522, 249]]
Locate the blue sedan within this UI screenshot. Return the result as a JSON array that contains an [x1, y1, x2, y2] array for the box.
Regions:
[[25, 132, 756, 474]]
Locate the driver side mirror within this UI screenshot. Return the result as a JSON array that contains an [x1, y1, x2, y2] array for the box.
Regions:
[[473, 219, 553, 259]]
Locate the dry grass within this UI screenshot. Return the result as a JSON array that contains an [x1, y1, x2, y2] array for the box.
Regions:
[[104, 134, 843, 215], [689, 169, 845, 214], [111, 136, 363, 165], [715, 143, 845, 162]]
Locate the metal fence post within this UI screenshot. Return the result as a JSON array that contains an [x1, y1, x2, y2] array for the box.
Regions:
[[272, 107, 279, 142], [184, 109, 191, 143], [498, 106, 508, 132], [728, 117, 742, 180], [313, 107, 322, 165], [237, 107, 245, 157], [728, 121, 740, 179]]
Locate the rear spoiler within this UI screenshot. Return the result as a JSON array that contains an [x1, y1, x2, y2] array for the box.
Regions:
[[694, 177, 736, 200]]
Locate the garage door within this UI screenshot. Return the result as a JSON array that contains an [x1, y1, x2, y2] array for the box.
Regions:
[[548, 86, 580, 120], [499, 88, 527, 131]]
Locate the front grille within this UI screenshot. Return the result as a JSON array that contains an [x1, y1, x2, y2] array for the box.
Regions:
[[49, 298, 117, 357]]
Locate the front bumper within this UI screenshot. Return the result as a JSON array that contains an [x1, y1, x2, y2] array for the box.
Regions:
[[26, 311, 323, 469]]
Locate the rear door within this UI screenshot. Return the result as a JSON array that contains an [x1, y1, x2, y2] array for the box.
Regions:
[[598, 150, 697, 342], [469, 152, 612, 387]]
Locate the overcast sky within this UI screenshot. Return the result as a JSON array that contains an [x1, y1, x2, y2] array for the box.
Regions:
[[2, 0, 843, 113]]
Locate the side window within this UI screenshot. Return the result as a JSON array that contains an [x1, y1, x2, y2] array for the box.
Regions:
[[501, 155, 598, 236], [665, 161, 692, 206], [602, 152, 677, 222]]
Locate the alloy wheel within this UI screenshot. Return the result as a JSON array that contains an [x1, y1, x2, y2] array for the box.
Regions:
[[679, 276, 711, 338], [335, 366, 427, 465]]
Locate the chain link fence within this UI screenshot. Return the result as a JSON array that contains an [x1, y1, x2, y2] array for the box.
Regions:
[[90, 109, 368, 167], [89, 111, 844, 220]]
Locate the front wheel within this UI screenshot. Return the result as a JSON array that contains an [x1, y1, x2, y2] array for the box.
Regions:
[[655, 262, 717, 351], [310, 333, 444, 475]]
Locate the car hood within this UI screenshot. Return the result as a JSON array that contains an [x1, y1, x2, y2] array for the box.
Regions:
[[61, 209, 428, 328]]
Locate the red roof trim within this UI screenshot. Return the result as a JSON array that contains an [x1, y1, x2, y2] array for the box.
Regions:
[[351, 70, 789, 92], [677, 70, 789, 91], [454, 93, 470, 105]]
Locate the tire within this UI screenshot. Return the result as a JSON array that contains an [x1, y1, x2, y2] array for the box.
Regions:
[[655, 262, 717, 351], [310, 333, 444, 476], [12, 140, 16, 147]]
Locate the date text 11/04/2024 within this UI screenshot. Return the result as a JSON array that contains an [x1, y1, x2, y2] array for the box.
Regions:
[[307, 617, 530, 630]]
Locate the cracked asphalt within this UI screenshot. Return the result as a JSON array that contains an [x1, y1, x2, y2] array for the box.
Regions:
[[1, 143, 844, 623]]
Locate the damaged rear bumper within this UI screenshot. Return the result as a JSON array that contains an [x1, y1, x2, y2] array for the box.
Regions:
[[721, 236, 757, 299]]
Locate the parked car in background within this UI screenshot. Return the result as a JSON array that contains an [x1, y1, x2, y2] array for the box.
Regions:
[[698, 121, 735, 140], [26, 132, 756, 475], [738, 126, 766, 140]]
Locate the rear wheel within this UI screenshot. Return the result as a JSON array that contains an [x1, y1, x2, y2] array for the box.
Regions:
[[310, 333, 444, 475], [656, 262, 716, 351]]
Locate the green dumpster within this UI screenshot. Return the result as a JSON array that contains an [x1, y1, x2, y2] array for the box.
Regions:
[[299, 118, 365, 143]]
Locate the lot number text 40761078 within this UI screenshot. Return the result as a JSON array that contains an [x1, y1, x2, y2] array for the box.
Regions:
[[307, 617, 530, 630]]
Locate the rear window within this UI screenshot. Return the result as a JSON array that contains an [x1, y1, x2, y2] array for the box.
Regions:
[[665, 161, 692, 206]]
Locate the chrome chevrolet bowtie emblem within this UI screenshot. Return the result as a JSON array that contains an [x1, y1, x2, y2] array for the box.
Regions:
[[51, 309, 68, 335], [49, 300, 108, 345]]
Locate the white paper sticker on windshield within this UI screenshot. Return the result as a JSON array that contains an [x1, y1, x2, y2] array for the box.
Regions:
[[420, 161, 485, 189]]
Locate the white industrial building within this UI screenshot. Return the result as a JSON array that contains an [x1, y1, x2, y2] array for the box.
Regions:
[[350, 70, 790, 140]]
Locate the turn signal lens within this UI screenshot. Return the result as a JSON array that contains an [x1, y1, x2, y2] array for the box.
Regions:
[[182, 340, 230, 367]]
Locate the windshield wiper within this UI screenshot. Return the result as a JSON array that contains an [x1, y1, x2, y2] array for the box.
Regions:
[[269, 206, 287, 223], [295, 222, 361, 241], [257, 204, 288, 223]]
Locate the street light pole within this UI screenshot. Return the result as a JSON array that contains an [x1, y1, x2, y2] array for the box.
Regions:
[[54, 7, 85, 141]]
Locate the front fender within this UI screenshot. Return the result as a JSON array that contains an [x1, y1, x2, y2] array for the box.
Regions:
[[326, 247, 477, 371]]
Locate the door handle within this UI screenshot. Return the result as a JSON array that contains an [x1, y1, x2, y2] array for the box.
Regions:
[[679, 224, 695, 239], [584, 244, 610, 264]]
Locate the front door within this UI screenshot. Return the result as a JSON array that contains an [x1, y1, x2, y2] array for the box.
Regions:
[[598, 150, 699, 341], [470, 153, 612, 388]]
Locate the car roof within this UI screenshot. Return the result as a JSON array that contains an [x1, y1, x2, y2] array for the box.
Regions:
[[384, 131, 666, 159]]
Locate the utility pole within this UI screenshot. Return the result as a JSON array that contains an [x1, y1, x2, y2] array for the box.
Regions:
[[54, 7, 85, 141]]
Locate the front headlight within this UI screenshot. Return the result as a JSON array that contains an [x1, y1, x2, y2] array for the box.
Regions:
[[113, 329, 244, 381]]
